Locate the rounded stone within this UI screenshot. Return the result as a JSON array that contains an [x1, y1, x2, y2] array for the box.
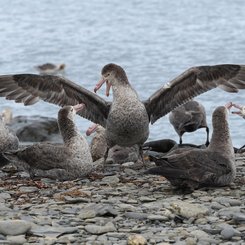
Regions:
[[0, 220, 32, 235], [221, 226, 235, 240], [127, 234, 147, 245]]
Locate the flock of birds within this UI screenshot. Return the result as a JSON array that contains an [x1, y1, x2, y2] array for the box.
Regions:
[[0, 62, 245, 192]]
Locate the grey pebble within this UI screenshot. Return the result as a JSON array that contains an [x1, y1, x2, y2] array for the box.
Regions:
[[124, 212, 148, 220], [232, 212, 245, 223], [139, 196, 156, 202], [147, 214, 169, 221], [0, 154, 245, 244], [6, 235, 26, 244], [0, 193, 11, 200], [102, 175, 120, 184], [85, 222, 116, 234], [0, 220, 32, 236], [0, 204, 12, 212], [213, 197, 242, 206], [18, 186, 39, 193], [221, 226, 235, 240]]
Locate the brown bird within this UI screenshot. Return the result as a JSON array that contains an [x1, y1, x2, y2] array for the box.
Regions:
[[0, 63, 245, 161], [86, 123, 140, 164], [3, 104, 95, 180], [169, 100, 209, 145], [146, 103, 236, 193]]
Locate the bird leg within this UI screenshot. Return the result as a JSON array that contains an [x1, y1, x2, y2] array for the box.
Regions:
[[179, 136, 183, 145], [205, 126, 210, 146], [139, 145, 145, 164], [132, 145, 147, 169], [104, 146, 109, 164]]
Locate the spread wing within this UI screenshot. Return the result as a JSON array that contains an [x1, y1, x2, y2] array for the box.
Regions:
[[0, 74, 111, 127], [145, 64, 245, 123]]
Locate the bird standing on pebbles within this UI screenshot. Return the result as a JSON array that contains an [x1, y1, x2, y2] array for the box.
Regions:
[[0, 63, 245, 162], [169, 100, 209, 145]]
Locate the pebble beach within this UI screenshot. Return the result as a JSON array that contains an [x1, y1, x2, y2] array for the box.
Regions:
[[0, 153, 245, 245]]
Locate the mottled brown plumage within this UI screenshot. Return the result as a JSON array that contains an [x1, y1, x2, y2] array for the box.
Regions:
[[0, 63, 245, 153], [146, 104, 236, 193], [86, 124, 140, 164], [3, 104, 94, 180]]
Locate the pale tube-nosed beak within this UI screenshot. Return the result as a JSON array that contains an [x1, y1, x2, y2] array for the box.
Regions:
[[94, 77, 106, 93], [73, 103, 85, 113], [105, 80, 112, 97], [86, 123, 98, 136], [231, 103, 245, 116], [94, 76, 111, 97], [225, 102, 233, 111]]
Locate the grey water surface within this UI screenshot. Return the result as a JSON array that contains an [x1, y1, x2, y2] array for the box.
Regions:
[[0, 0, 245, 146]]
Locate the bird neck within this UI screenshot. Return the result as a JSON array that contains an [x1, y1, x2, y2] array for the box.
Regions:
[[208, 119, 233, 155], [112, 83, 138, 101], [58, 117, 80, 145]]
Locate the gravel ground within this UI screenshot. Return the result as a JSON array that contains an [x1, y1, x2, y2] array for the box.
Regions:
[[0, 154, 245, 245]]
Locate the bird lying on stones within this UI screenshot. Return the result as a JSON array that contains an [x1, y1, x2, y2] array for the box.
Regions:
[[145, 103, 236, 193], [3, 104, 97, 181]]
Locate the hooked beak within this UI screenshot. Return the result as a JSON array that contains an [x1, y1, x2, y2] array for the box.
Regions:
[[73, 103, 85, 113], [231, 103, 244, 115], [86, 123, 98, 136], [105, 80, 111, 97], [225, 102, 233, 111], [94, 76, 111, 97]]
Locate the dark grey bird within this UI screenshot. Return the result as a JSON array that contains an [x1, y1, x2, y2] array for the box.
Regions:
[[169, 100, 209, 145], [0, 63, 245, 161], [3, 104, 95, 180], [146, 103, 236, 193]]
